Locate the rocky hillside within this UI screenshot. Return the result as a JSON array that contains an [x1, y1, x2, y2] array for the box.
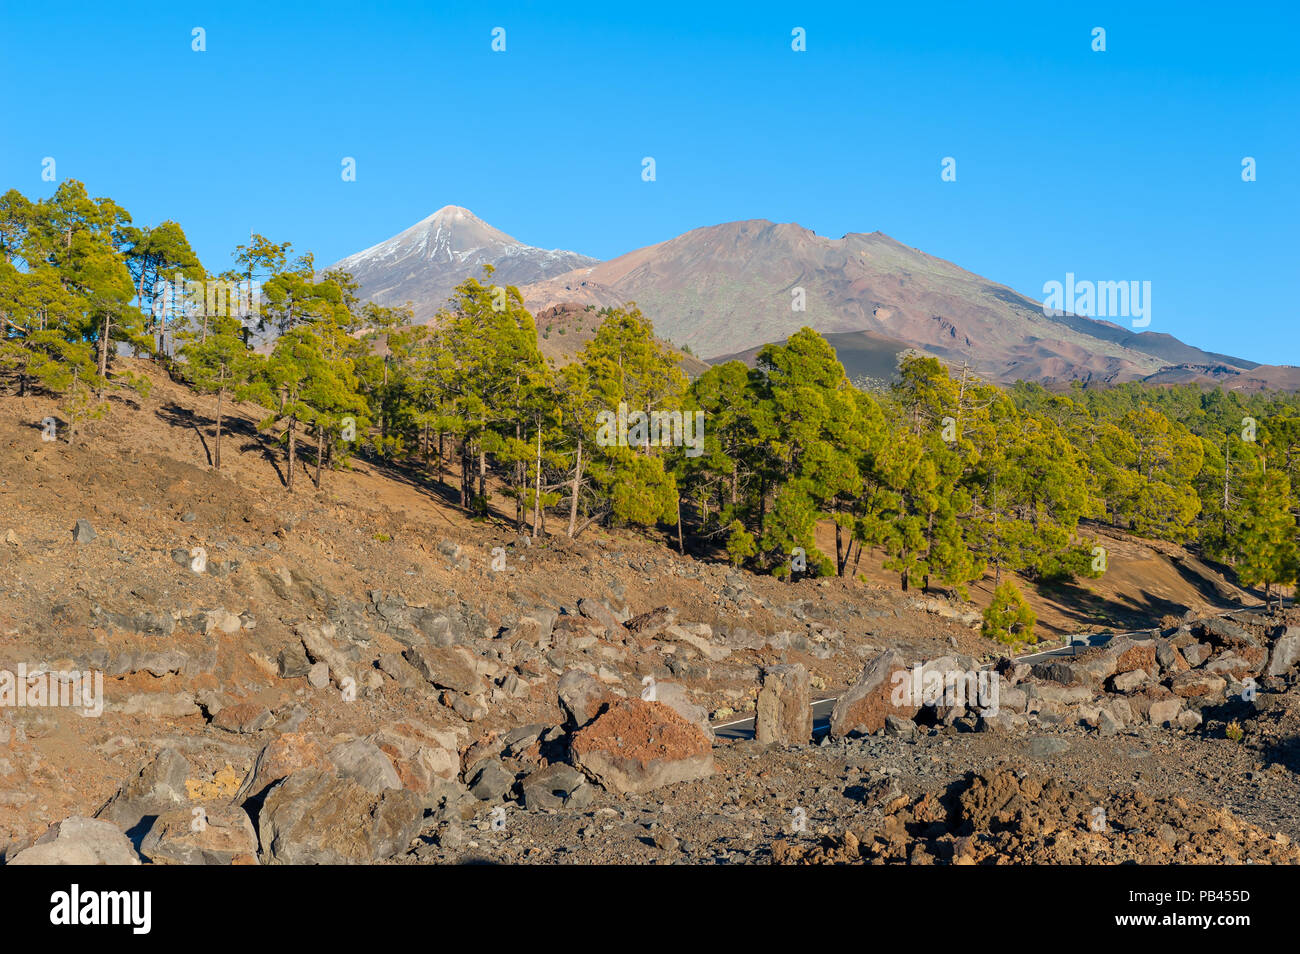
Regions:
[[1, 360, 1296, 865]]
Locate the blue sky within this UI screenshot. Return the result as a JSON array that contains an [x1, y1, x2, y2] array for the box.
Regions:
[[3, 0, 1296, 364]]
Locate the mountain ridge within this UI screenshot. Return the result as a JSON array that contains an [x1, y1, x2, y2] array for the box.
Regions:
[[332, 209, 1297, 390]]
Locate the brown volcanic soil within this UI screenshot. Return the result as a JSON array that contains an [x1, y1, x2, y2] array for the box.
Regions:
[[0, 357, 1292, 865], [772, 768, 1300, 865], [406, 713, 1300, 865]]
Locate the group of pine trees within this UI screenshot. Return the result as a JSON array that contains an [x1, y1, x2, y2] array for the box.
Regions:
[[2, 181, 1297, 618]]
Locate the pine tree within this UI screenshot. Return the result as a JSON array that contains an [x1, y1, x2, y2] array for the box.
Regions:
[[119, 220, 203, 356], [982, 580, 1037, 646], [180, 314, 254, 470], [1234, 467, 1299, 611]]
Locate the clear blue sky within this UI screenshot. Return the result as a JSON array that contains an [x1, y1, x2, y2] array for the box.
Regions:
[[3, 0, 1296, 364]]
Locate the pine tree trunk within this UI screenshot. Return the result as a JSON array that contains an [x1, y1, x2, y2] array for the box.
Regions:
[[1222, 448, 1232, 539], [478, 416, 487, 505], [460, 444, 470, 508], [136, 267, 148, 354], [287, 418, 296, 492], [97, 312, 111, 395], [676, 495, 684, 554], [68, 368, 79, 446], [568, 439, 584, 538], [214, 384, 224, 470], [314, 426, 324, 488], [532, 426, 542, 538], [516, 420, 525, 530]]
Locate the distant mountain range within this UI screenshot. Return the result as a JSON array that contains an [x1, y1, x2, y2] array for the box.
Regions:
[[333, 209, 1299, 390]]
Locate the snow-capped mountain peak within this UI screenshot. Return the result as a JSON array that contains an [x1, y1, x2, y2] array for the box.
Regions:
[[330, 207, 598, 320]]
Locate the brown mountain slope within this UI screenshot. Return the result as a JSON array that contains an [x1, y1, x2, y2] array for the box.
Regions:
[[520, 219, 1261, 387], [533, 302, 708, 373]]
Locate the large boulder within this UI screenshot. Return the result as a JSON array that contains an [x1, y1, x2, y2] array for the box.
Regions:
[[505, 610, 557, 649], [1204, 650, 1264, 680], [402, 646, 483, 695], [1155, 640, 1189, 675], [1030, 660, 1099, 688], [521, 763, 593, 810], [1109, 669, 1149, 693], [653, 681, 714, 740], [328, 739, 402, 794], [297, 622, 356, 690], [367, 720, 464, 807], [468, 760, 516, 801], [570, 699, 714, 795], [830, 651, 916, 738], [236, 733, 330, 805], [1170, 671, 1227, 700], [1023, 681, 1097, 708], [1103, 637, 1159, 677], [9, 816, 140, 865], [755, 664, 812, 745], [1198, 617, 1258, 650], [577, 598, 627, 638], [1148, 696, 1185, 726], [1267, 627, 1300, 677], [557, 670, 615, 729], [139, 806, 258, 865], [258, 769, 424, 864], [95, 747, 191, 838]]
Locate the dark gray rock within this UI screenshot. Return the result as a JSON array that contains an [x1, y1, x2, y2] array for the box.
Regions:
[[521, 763, 593, 810], [468, 761, 515, 801], [278, 642, 312, 679]]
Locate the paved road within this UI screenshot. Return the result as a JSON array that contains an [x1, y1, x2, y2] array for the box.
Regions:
[[709, 604, 1270, 740]]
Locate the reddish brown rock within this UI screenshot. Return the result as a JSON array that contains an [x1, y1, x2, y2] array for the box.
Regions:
[[830, 650, 917, 739], [1170, 671, 1227, 699], [1108, 638, 1158, 676], [570, 698, 713, 794], [212, 702, 274, 734]]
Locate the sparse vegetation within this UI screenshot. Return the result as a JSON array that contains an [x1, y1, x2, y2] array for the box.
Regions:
[[3, 182, 1297, 605], [982, 581, 1037, 646]]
